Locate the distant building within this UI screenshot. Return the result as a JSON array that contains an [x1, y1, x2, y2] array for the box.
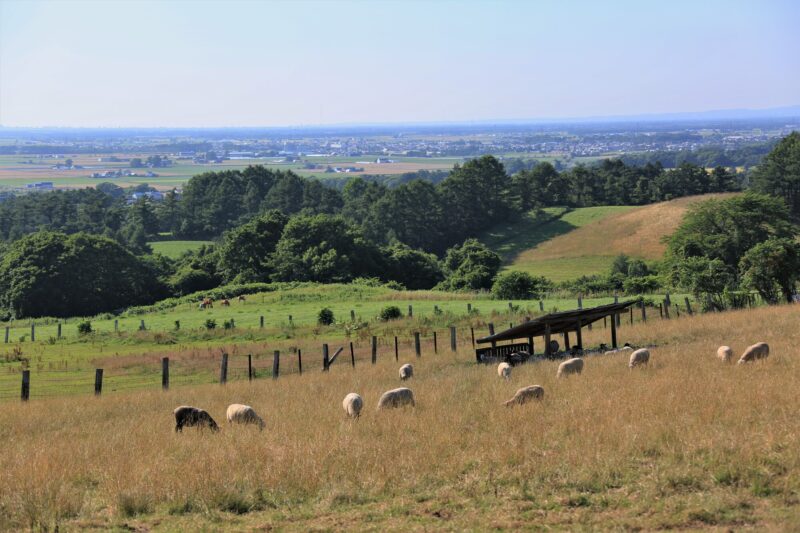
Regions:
[[26, 182, 54, 190]]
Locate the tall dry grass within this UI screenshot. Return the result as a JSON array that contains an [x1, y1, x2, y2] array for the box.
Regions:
[[0, 304, 799, 530]]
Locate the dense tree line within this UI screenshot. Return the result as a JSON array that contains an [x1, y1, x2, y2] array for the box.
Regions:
[[619, 143, 775, 169]]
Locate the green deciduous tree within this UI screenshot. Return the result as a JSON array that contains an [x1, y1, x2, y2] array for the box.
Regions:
[[752, 131, 800, 218], [739, 237, 800, 304]]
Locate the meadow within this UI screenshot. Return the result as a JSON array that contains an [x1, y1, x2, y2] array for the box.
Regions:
[[147, 240, 214, 258], [0, 303, 797, 531]]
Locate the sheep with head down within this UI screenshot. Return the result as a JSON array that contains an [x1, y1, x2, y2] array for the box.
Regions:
[[377, 387, 415, 410], [174, 406, 219, 433], [738, 342, 769, 364], [399, 363, 414, 381], [557, 357, 584, 378], [503, 385, 544, 407], [342, 393, 363, 418], [497, 362, 511, 380], [628, 348, 650, 368], [717, 345, 733, 363], [226, 404, 265, 430]]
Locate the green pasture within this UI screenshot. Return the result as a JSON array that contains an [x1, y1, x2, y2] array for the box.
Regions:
[[0, 283, 685, 400], [148, 240, 214, 258]]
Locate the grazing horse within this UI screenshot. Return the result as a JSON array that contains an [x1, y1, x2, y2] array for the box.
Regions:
[[220, 299, 230, 307], [237, 295, 246, 303], [201, 298, 213, 309]]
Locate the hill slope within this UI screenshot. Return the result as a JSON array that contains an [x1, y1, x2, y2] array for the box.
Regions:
[[485, 194, 735, 281]]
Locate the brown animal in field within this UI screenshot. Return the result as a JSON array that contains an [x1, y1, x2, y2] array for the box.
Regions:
[[201, 298, 213, 309], [503, 385, 544, 406], [220, 299, 230, 307], [174, 406, 219, 432], [717, 345, 733, 363], [737, 342, 770, 364], [237, 295, 246, 303]]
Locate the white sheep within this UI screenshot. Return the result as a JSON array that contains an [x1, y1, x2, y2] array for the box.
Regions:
[[737, 342, 769, 364], [225, 404, 265, 430], [557, 357, 584, 378], [377, 387, 415, 410], [399, 363, 414, 380], [716, 345, 733, 363], [497, 362, 511, 380], [342, 393, 363, 418], [628, 348, 650, 368], [503, 385, 544, 406]]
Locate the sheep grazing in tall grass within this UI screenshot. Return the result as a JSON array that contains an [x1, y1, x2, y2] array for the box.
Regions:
[[399, 363, 414, 380], [377, 388, 415, 410], [717, 345, 733, 363], [173, 406, 219, 433], [557, 357, 584, 378], [342, 393, 363, 418], [225, 404, 265, 430], [628, 348, 650, 368], [497, 362, 511, 380], [738, 342, 770, 364], [503, 385, 544, 406]]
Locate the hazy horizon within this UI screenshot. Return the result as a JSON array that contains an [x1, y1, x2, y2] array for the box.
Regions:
[[2, 0, 798, 128]]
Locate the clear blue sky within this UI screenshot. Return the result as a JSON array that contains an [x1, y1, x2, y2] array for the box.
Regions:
[[1, 0, 798, 127]]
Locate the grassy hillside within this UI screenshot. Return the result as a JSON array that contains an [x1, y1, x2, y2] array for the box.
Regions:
[[490, 194, 736, 281], [0, 304, 798, 530], [148, 240, 214, 258]]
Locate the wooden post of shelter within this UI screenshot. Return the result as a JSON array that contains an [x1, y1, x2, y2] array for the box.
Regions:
[[414, 332, 421, 357], [614, 295, 620, 327], [21, 370, 30, 402], [162, 357, 169, 390], [563, 331, 570, 352], [575, 320, 583, 350], [610, 313, 618, 349], [272, 351, 280, 379], [371, 336, 377, 364], [450, 327, 457, 352], [220, 353, 228, 384], [488, 323, 496, 348], [94, 369, 103, 396], [544, 322, 552, 357], [527, 335, 534, 355]]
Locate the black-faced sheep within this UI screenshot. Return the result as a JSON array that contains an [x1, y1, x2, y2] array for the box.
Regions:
[[174, 406, 219, 432]]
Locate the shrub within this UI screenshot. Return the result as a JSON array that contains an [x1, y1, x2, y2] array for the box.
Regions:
[[77, 321, 92, 335], [317, 308, 335, 325], [492, 271, 552, 300], [623, 275, 662, 294], [379, 305, 403, 321], [205, 319, 217, 330], [223, 319, 235, 330]]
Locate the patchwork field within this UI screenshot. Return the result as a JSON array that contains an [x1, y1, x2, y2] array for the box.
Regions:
[[0, 303, 797, 530], [491, 194, 738, 281]]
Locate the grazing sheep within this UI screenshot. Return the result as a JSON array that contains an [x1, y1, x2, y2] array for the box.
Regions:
[[497, 362, 511, 380], [377, 387, 415, 410], [342, 393, 363, 418], [503, 385, 544, 406], [399, 363, 414, 381], [628, 348, 650, 368], [737, 342, 770, 364], [557, 357, 584, 378], [225, 404, 265, 430], [174, 406, 219, 433], [717, 345, 733, 363]]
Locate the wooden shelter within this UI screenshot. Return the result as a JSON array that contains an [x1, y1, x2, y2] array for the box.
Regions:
[[475, 300, 637, 363]]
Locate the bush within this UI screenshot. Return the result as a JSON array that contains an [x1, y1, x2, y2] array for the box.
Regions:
[[623, 275, 662, 294], [77, 320, 92, 335], [492, 271, 552, 299], [223, 319, 235, 330], [205, 319, 217, 330], [317, 308, 335, 325], [379, 305, 403, 321]]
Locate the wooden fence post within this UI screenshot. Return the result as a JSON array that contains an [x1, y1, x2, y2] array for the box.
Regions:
[[408, 305, 413, 318], [162, 357, 169, 390], [467, 303, 472, 312], [288, 315, 293, 323], [433, 331, 438, 354], [675, 304, 680, 317], [139, 319, 145, 331], [21, 370, 30, 402], [30, 323, 35, 342], [394, 336, 399, 361], [260, 316, 264, 328], [114, 319, 118, 332], [684, 297, 693, 315], [4, 326, 8, 344], [297, 349, 302, 375], [470, 327, 475, 347], [94, 369, 103, 396], [658, 303, 663, 318], [220, 353, 228, 384], [57, 323, 62, 339], [350, 342, 355, 367], [322, 344, 329, 371], [539, 300, 544, 312], [665, 292, 672, 308], [664, 300, 670, 319], [272, 351, 280, 379], [629, 307, 633, 325], [414, 332, 421, 357], [371, 336, 377, 364], [248, 354, 253, 381], [450, 326, 457, 352], [350, 310, 356, 322], [641, 300, 647, 322]]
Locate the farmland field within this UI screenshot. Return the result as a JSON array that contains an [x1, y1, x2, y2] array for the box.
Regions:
[[148, 240, 214, 258], [0, 301, 797, 530]]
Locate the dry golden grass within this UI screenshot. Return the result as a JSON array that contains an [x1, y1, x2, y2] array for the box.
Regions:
[[516, 193, 739, 263], [1, 304, 799, 531]]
